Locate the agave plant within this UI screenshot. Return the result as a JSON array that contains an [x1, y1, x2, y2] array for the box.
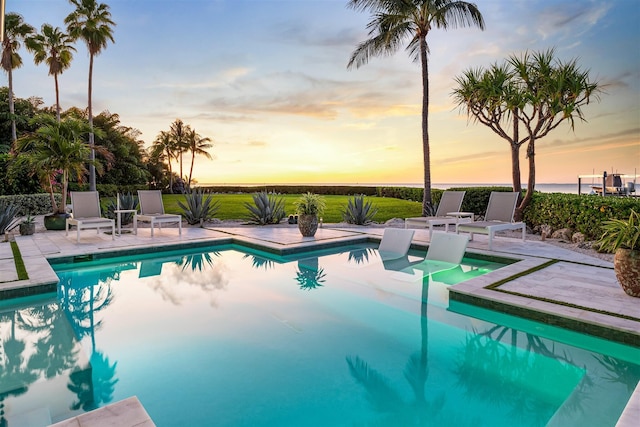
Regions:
[[342, 194, 378, 225], [244, 191, 286, 225], [178, 188, 221, 226], [0, 200, 20, 234], [105, 192, 139, 225]]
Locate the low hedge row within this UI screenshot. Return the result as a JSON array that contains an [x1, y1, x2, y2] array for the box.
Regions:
[[0, 194, 61, 215]]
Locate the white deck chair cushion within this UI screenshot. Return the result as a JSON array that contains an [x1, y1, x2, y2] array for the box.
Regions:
[[425, 231, 469, 264], [378, 228, 415, 260]]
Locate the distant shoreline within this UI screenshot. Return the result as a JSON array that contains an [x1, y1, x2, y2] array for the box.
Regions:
[[198, 182, 598, 195]]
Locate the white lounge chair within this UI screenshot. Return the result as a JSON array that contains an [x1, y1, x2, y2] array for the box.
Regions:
[[382, 231, 469, 276], [456, 191, 525, 250], [378, 228, 415, 261], [404, 191, 470, 238], [66, 191, 115, 243], [135, 190, 182, 237]]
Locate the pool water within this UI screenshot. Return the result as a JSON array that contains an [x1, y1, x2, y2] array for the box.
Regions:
[[1, 243, 638, 427]]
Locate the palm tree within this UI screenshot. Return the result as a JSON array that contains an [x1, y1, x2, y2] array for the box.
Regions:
[[65, 0, 116, 192], [14, 115, 110, 214], [1, 12, 35, 143], [169, 118, 190, 183], [26, 24, 76, 122], [185, 127, 213, 188], [150, 130, 176, 193], [347, 0, 484, 216]]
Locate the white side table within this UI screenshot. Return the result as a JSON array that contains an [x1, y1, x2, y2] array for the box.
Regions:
[[114, 209, 137, 236]]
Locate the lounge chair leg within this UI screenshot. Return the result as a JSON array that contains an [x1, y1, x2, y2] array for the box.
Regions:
[[77, 228, 80, 243]]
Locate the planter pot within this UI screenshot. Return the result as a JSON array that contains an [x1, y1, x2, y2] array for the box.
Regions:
[[298, 214, 318, 237], [44, 212, 71, 231], [19, 223, 36, 236], [614, 248, 640, 297]]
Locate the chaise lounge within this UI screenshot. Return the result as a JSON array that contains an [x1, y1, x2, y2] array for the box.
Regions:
[[135, 190, 182, 237], [404, 191, 470, 238], [66, 191, 115, 243], [456, 191, 525, 250]]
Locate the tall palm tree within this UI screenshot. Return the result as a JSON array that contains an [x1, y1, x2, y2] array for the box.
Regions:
[[169, 118, 190, 182], [1, 12, 35, 143], [185, 127, 213, 188], [347, 0, 484, 216], [150, 130, 176, 193], [26, 24, 76, 122], [65, 0, 115, 191]]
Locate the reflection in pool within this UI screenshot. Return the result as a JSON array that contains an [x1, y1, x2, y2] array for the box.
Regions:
[[0, 243, 638, 427]]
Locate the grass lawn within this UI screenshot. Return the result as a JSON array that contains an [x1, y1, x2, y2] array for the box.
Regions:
[[160, 193, 422, 223]]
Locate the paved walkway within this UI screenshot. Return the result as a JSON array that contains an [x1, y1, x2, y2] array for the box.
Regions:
[[1, 220, 638, 427]]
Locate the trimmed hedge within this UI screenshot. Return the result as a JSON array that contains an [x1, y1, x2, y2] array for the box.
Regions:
[[200, 185, 379, 196], [0, 194, 61, 215], [522, 192, 640, 240]]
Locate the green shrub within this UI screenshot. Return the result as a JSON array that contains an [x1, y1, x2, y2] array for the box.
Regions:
[[244, 191, 286, 225], [105, 192, 139, 225], [294, 192, 326, 216], [0, 193, 61, 215], [178, 188, 221, 226], [342, 194, 378, 225]]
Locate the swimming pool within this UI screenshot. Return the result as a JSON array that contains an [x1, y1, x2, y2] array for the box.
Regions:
[[1, 243, 638, 426]]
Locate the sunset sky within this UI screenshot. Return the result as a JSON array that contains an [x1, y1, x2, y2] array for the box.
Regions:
[[8, 0, 640, 185]]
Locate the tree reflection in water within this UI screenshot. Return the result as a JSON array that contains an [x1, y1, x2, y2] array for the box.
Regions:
[[242, 253, 276, 270], [346, 247, 375, 265], [296, 258, 326, 291], [346, 274, 478, 426], [454, 326, 591, 426]]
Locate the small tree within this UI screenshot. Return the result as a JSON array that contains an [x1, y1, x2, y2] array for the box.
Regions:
[[452, 48, 600, 219]]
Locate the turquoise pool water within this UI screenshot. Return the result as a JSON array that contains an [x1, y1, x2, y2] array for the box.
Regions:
[[1, 243, 638, 426]]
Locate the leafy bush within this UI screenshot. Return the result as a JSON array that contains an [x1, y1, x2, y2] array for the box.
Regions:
[[342, 194, 379, 225], [597, 210, 640, 253], [0, 200, 20, 234], [105, 192, 139, 225], [244, 191, 286, 225], [178, 188, 221, 226], [0, 193, 60, 215], [294, 192, 326, 216]]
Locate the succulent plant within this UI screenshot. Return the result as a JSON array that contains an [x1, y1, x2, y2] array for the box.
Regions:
[[244, 191, 286, 225], [341, 194, 378, 225]]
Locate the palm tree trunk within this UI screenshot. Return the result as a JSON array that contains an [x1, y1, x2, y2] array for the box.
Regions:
[[88, 54, 96, 191], [54, 72, 61, 123], [188, 152, 195, 188], [420, 36, 433, 215], [8, 68, 16, 143], [516, 138, 536, 221], [511, 110, 522, 193]]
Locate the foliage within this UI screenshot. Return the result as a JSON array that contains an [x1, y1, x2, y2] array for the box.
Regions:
[[348, 0, 485, 215], [14, 114, 110, 213], [0, 153, 42, 195], [21, 213, 35, 224], [597, 210, 640, 253], [0, 199, 20, 234], [0, 193, 60, 215], [294, 192, 326, 216], [452, 48, 601, 216], [178, 188, 221, 226], [0, 87, 43, 148], [244, 191, 286, 225], [104, 192, 138, 225], [295, 267, 326, 291], [342, 194, 379, 225], [522, 192, 640, 241]]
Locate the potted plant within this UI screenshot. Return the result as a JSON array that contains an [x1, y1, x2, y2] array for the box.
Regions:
[[294, 192, 326, 237], [15, 115, 111, 230], [598, 210, 640, 297], [19, 213, 36, 236]]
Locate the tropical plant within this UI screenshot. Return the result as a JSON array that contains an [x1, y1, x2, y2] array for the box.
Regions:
[[0, 199, 20, 234], [185, 127, 213, 189], [178, 188, 220, 226], [294, 192, 326, 216], [14, 115, 111, 214], [598, 210, 640, 253], [342, 194, 378, 225], [168, 118, 190, 184], [150, 130, 176, 192], [348, 0, 484, 216], [25, 24, 76, 122], [244, 191, 286, 225], [1, 12, 35, 143], [65, 0, 116, 191], [105, 192, 138, 225], [452, 48, 601, 218]]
